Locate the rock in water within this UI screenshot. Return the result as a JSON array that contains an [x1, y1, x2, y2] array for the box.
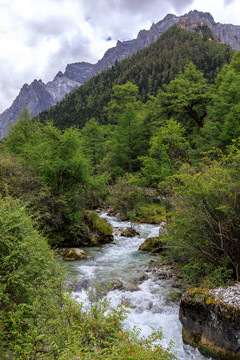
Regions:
[[121, 227, 139, 237], [179, 284, 240, 359], [138, 237, 164, 253], [63, 248, 91, 261]]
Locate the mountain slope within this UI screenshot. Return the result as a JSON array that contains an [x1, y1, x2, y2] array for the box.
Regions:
[[1, 10, 240, 138], [38, 26, 233, 130], [0, 62, 94, 139]]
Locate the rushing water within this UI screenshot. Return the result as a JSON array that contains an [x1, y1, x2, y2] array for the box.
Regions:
[[66, 213, 211, 360]]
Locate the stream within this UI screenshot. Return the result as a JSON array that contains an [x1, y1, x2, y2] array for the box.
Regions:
[[66, 213, 211, 360]]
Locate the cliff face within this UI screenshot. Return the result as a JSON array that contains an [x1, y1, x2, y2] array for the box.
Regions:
[[0, 62, 94, 138], [179, 10, 240, 50], [92, 13, 181, 75], [179, 285, 240, 359], [1, 10, 240, 139]]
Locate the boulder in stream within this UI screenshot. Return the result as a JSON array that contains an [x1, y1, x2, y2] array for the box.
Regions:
[[179, 284, 240, 359], [138, 236, 165, 253], [63, 248, 91, 261], [121, 227, 139, 237]]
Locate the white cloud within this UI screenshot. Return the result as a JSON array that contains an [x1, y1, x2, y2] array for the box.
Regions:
[[0, 0, 240, 113]]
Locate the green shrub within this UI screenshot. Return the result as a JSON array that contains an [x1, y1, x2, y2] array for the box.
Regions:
[[0, 196, 65, 358], [166, 161, 240, 285], [108, 174, 145, 220], [85, 210, 113, 236], [0, 196, 175, 359], [136, 203, 166, 224]]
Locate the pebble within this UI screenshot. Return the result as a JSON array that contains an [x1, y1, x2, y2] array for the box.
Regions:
[[209, 283, 240, 309]]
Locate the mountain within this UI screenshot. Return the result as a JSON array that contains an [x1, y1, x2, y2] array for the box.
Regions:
[[37, 26, 233, 130], [1, 10, 240, 138], [0, 62, 94, 139]]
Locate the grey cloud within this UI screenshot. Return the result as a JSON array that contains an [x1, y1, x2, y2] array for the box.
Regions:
[[26, 17, 75, 47], [224, 0, 235, 5], [119, 0, 194, 13], [81, 0, 195, 40], [45, 34, 95, 79], [0, 0, 196, 113]]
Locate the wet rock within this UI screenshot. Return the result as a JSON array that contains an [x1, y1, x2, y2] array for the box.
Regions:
[[124, 284, 140, 292], [63, 248, 91, 261], [68, 279, 92, 292], [166, 289, 183, 302], [179, 284, 240, 359], [109, 280, 124, 291], [138, 237, 164, 253], [121, 227, 139, 237]]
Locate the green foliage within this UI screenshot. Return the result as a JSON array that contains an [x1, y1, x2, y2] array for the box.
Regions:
[[3, 111, 94, 246], [105, 81, 139, 124], [80, 118, 107, 169], [85, 210, 113, 236], [158, 63, 209, 130], [108, 174, 145, 220], [194, 25, 214, 41], [136, 203, 166, 224], [107, 100, 146, 177], [0, 197, 175, 359], [37, 27, 233, 130], [202, 51, 240, 150], [166, 159, 240, 283], [140, 119, 189, 186], [0, 196, 65, 358], [5, 106, 39, 156]]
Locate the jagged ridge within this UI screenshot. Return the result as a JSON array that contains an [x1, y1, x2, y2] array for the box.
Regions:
[[1, 10, 240, 139]]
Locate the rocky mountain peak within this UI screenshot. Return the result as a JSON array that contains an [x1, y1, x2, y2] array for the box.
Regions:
[[1, 10, 240, 139], [55, 71, 64, 78]]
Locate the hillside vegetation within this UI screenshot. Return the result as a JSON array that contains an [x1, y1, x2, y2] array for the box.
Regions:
[[1, 24, 240, 358], [38, 26, 233, 130]]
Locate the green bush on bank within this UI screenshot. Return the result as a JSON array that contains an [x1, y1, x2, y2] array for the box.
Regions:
[[0, 196, 175, 359], [166, 158, 240, 285]]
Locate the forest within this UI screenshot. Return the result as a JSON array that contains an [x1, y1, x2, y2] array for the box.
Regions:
[[1, 24, 240, 359]]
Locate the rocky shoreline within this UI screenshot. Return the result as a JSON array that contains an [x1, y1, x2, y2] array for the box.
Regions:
[[179, 284, 240, 360]]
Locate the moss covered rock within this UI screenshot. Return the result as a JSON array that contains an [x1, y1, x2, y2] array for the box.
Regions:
[[85, 210, 114, 245], [138, 236, 164, 253], [63, 248, 91, 261], [179, 285, 240, 359], [121, 227, 139, 237]]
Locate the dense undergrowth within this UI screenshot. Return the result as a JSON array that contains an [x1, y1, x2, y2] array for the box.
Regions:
[[1, 25, 240, 358], [0, 196, 175, 359]]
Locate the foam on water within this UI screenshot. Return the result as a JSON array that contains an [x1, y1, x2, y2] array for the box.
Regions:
[[67, 213, 211, 360]]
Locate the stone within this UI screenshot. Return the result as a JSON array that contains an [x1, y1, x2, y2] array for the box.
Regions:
[[121, 227, 139, 237], [138, 236, 164, 253], [124, 284, 140, 292], [179, 285, 240, 359], [63, 248, 91, 261], [109, 280, 124, 291]]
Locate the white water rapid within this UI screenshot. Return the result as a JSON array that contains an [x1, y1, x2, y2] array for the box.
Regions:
[[66, 213, 212, 360]]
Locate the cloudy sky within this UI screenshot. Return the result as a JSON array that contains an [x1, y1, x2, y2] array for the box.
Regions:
[[0, 0, 239, 113]]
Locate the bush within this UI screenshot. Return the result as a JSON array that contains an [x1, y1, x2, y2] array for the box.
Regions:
[[0, 196, 175, 359], [166, 161, 240, 284], [136, 203, 166, 224], [108, 174, 145, 220], [0, 196, 65, 358]]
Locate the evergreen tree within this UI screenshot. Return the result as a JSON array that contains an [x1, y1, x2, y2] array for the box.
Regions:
[[140, 119, 189, 186], [158, 63, 209, 130], [203, 51, 240, 148]]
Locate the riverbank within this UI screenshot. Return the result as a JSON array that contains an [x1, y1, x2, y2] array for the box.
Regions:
[[180, 284, 240, 360]]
